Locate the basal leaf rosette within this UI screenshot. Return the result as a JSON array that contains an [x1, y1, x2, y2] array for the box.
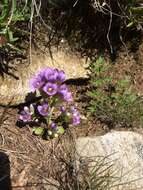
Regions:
[[18, 68, 80, 140]]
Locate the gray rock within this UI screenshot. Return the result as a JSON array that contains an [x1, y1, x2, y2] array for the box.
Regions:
[[0, 49, 89, 106], [76, 131, 143, 190]]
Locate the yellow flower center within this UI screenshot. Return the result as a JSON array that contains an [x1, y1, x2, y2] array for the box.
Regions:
[[48, 87, 52, 92]]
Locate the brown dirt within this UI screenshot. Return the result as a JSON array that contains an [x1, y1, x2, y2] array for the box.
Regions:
[[0, 106, 78, 190], [0, 79, 108, 189]]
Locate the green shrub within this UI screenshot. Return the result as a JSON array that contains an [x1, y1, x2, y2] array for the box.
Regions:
[[0, 0, 31, 52], [87, 56, 143, 128]]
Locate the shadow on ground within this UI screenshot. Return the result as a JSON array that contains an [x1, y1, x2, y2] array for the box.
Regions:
[[0, 152, 11, 190]]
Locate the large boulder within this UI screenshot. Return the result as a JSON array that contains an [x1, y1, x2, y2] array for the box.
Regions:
[[0, 48, 89, 106], [76, 131, 143, 190]]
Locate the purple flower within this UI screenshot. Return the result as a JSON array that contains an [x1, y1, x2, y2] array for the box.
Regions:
[[44, 67, 53, 77], [58, 84, 68, 94], [72, 115, 80, 125], [58, 84, 73, 102], [50, 122, 57, 129], [71, 106, 77, 113], [57, 70, 65, 82], [63, 92, 73, 102], [43, 82, 58, 96], [44, 68, 58, 82], [19, 106, 32, 122], [44, 68, 66, 83], [29, 74, 45, 92], [37, 103, 49, 116], [38, 69, 47, 78], [71, 106, 80, 125], [60, 106, 66, 113], [29, 68, 66, 93]]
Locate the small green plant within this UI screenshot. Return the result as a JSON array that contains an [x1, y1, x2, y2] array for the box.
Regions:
[[47, 153, 133, 190], [126, 0, 143, 29], [0, 0, 31, 52], [87, 56, 143, 128]]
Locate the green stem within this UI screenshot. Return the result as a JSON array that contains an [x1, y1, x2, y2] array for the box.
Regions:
[[47, 106, 54, 126], [45, 96, 59, 126]]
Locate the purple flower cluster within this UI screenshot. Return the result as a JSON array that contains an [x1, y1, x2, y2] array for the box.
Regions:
[[19, 67, 81, 139], [29, 68, 72, 102]]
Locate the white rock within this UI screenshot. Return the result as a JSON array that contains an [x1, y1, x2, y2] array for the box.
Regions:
[[76, 131, 143, 190]]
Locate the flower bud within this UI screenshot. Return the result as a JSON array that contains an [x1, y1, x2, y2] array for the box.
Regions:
[[54, 133, 59, 138], [48, 130, 52, 136]]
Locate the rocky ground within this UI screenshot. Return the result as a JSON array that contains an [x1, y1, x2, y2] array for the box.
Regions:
[[0, 38, 143, 189]]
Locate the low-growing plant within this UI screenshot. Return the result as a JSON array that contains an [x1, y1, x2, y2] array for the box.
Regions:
[[126, 0, 143, 29], [18, 67, 81, 139], [44, 153, 134, 190], [0, 0, 31, 52], [87, 56, 143, 128]]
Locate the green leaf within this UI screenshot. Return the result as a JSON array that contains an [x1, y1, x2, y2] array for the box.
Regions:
[[7, 28, 19, 42], [57, 126, 65, 135], [126, 94, 137, 103], [6, 43, 23, 53], [94, 79, 105, 86], [0, 0, 9, 22], [130, 7, 143, 15], [96, 56, 104, 65], [0, 28, 7, 35], [32, 127, 45, 136], [117, 78, 130, 88], [127, 21, 135, 28]]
